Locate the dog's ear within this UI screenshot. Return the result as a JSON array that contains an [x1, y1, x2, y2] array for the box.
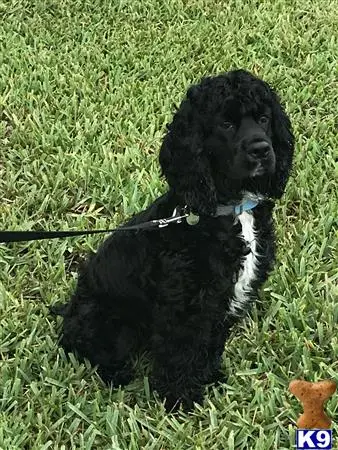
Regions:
[[269, 92, 295, 198], [159, 88, 217, 216]]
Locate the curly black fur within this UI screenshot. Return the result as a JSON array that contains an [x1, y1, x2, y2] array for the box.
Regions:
[[53, 70, 294, 411]]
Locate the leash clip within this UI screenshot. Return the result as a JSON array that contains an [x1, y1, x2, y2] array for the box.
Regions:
[[153, 206, 189, 228]]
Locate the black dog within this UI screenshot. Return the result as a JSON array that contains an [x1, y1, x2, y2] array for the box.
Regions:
[[54, 69, 294, 410]]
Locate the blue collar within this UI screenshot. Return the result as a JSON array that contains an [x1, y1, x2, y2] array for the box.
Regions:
[[215, 199, 258, 217], [184, 199, 259, 225]]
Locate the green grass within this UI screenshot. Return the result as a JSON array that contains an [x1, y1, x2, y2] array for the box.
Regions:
[[0, 0, 337, 448]]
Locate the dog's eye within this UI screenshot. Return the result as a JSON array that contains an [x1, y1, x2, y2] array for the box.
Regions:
[[258, 115, 269, 125], [223, 121, 234, 130]]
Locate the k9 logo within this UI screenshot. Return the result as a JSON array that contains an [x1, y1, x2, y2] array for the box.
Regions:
[[296, 429, 332, 449]]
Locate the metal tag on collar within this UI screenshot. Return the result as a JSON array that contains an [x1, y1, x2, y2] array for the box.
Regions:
[[186, 211, 200, 226]]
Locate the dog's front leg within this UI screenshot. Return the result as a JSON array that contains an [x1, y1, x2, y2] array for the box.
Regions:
[[150, 314, 219, 411], [151, 350, 206, 411]]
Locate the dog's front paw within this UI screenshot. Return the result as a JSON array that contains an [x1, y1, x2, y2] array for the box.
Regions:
[[163, 390, 204, 413], [206, 369, 227, 386], [98, 365, 134, 387]]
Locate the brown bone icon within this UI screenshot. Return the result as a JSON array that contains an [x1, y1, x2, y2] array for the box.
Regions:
[[289, 379, 337, 429]]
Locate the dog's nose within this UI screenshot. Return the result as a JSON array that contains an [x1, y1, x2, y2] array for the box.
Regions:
[[247, 141, 271, 160]]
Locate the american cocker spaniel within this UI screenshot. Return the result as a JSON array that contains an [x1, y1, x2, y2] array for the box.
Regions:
[[53, 69, 294, 411]]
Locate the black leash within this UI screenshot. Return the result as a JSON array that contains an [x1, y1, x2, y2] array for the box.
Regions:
[[0, 207, 190, 243]]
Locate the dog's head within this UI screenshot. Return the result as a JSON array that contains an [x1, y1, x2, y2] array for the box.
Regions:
[[159, 69, 294, 215]]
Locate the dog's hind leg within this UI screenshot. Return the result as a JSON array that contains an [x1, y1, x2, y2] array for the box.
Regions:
[[59, 294, 142, 387], [63, 321, 138, 386]]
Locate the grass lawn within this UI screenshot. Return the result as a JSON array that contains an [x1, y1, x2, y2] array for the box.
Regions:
[[0, 0, 337, 448]]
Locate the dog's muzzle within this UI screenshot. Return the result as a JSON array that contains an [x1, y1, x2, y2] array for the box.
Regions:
[[247, 140, 272, 160], [245, 138, 275, 176]]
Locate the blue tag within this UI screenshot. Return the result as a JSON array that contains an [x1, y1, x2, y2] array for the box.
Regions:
[[234, 199, 258, 215]]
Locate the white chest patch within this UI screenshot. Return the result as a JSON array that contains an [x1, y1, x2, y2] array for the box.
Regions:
[[229, 211, 258, 317]]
